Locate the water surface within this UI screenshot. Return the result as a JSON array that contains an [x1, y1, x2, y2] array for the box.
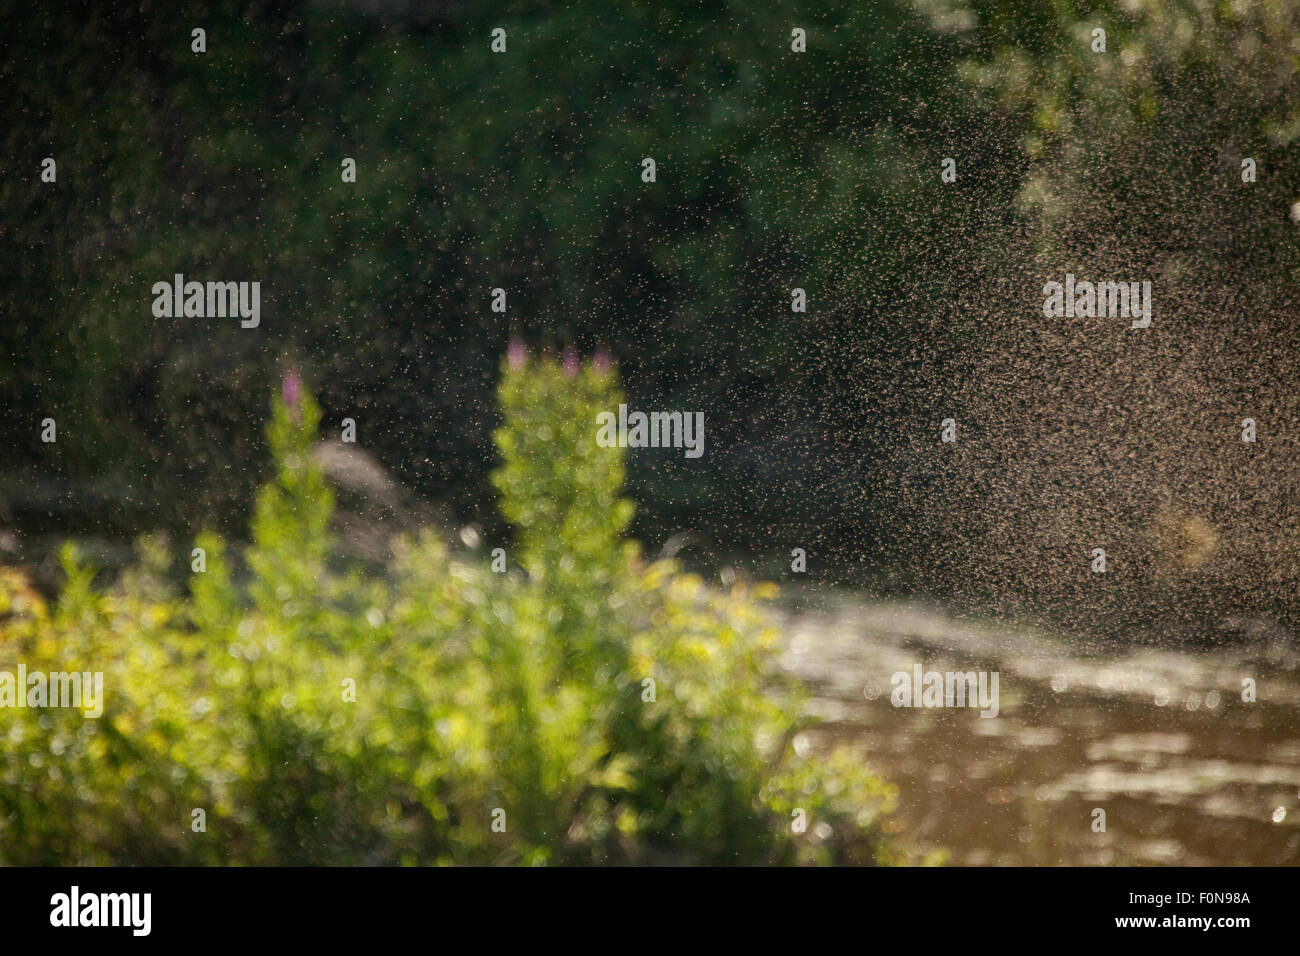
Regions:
[[777, 592, 1300, 865]]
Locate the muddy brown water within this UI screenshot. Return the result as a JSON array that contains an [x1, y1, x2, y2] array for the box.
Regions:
[[775, 591, 1300, 865]]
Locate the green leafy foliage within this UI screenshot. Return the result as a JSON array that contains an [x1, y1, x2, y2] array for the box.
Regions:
[[0, 357, 913, 865]]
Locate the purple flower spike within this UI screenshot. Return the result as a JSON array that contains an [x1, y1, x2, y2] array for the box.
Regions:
[[507, 337, 527, 370], [562, 346, 580, 379], [282, 369, 302, 418], [592, 348, 612, 375]]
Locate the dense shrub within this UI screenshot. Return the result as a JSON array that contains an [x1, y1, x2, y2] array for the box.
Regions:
[[0, 353, 909, 865]]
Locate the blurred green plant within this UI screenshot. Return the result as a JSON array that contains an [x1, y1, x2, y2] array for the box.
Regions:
[[0, 353, 921, 865]]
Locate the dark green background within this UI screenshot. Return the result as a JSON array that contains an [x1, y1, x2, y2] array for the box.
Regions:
[[5, 0, 1299, 634]]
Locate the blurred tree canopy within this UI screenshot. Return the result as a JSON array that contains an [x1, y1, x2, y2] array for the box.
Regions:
[[3, 0, 1299, 631], [0, 0, 1006, 531]]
